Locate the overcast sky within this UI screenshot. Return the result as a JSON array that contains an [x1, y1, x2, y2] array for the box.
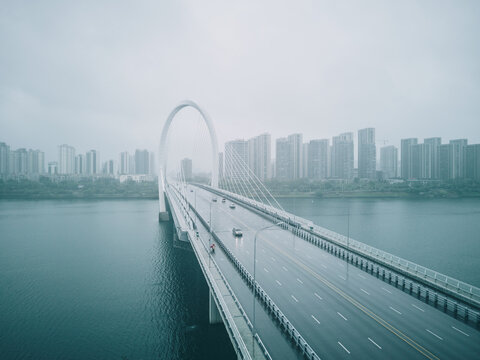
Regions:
[[1, 0, 479, 172]]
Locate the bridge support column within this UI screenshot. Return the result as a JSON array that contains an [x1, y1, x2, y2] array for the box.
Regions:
[[209, 290, 222, 324], [158, 211, 170, 222]]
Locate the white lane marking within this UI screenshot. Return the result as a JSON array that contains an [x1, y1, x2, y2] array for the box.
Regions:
[[291, 295, 299, 303], [389, 306, 402, 315], [426, 329, 443, 340], [358, 274, 366, 279], [321, 264, 327, 269], [382, 287, 392, 294], [368, 337, 382, 349], [264, 268, 269, 273], [245, 250, 250, 255], [337, 312, 348, 321], [338, 275, 346, 280], [360, 288, 370, 295], [261, 249, 265, 253], [311, 315, 321, 324], [451, 326, 469, 337], [339, 263, 345, 267], [255, 259, 258, 263], [314, 292, 323, 300], [220, 258, 225, 261], [271, 256, 276, 262], [338, 341, 350, 354], [282, 266, 288, 272], [306, 254, 312, 259], [297, 278, 304, 284], [411, 304, 425, 312], [276, 280, 282, 286]]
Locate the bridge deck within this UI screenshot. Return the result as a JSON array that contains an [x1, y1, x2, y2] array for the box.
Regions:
[[187, 184, 480, 360]]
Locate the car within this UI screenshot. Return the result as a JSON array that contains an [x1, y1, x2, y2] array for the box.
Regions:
[[232, 228, 243, 237], [229, 203, 236, 209], [190, 190, 193, 192], [222, 198, 226, 203], [212, 198, 217, 202]]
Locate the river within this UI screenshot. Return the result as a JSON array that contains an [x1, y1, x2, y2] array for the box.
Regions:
[[1, 197, 479, 359]]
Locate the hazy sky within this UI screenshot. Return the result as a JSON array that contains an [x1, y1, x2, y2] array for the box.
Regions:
[[1, 1, 479, 171]]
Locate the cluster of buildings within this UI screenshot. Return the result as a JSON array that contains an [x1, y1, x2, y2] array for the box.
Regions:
[[0, 142, 156, 182], [0, 142, 45, 178], [218, 129, 480, 182]]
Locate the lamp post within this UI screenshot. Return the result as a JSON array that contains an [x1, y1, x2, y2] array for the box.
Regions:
[[252, 221, 283, 354]]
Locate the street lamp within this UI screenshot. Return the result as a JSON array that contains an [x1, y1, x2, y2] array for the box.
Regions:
[[252, 221, 283, 354]]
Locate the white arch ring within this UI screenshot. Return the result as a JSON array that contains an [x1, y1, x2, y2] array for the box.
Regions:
[[158, 100, 219, 214]]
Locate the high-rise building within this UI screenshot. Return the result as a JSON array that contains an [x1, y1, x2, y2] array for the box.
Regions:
[[103, 160, 115, 175], [225, 139, 249, 181], [424, 138, 441, 179], [86, 150, 99, 175], [308, 139, 329, 179], [439, 144, 450, 180], [75, 154, 86, 175], [302, 143, 309, 178], [135, 149, 150, 175], [58, 144, 76, 174], [380, 145, 398, 179], [412, 143, 432, 179], [331, 133, 354, 179], [466, 144, 480, 180], [218, 152, 224, 180], [275, 138, 289, 180], [400, 138, 418, 179], [27, 149, 45, 175], [119, 152, 130, 175], [180, 158, 192, 181], [247, 133, 271, 181], [0, 142, 10, 175], [449, 139, 467, 179], [13, 149, 28, 175], [358, 128, 376, 179], [48, 161, 58, 175], [287, 134, 303, 180]]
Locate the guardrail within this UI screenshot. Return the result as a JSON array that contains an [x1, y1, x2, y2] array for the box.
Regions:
[[167, 185, 272, 360], [198, 184, 480, 324], [172, 185, 321, 360]]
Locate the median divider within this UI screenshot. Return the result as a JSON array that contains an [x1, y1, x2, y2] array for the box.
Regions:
[[198, 184, 480, 328], [173, 185, 321, 360]]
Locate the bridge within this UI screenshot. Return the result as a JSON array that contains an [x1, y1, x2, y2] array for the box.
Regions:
[[158, 101, 480, 360]]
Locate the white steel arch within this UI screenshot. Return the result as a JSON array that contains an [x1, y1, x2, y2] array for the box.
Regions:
[[158, 100, 219, 214]]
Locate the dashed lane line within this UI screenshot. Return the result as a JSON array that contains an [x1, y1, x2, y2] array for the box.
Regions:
[[426, 329, 443, 341], [368, 337, 382, 350]]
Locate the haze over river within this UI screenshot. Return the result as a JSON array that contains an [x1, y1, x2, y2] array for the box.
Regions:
[[0, 197, 478, 359]]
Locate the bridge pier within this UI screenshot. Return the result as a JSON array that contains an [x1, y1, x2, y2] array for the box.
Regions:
[[158, 211, 170, 222], [209, 289, 222, 324]]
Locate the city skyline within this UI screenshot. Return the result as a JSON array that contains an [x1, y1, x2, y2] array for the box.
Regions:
[[2, 2, 480, 165], [2, 126, 480, 181]]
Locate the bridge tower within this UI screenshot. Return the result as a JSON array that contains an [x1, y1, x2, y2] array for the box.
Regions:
[[158, 100, 219, 221]]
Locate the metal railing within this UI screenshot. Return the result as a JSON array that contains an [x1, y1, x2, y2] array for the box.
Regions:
[[201, 184, 480, 310], [167, 186, 272, 360], [173, 185, 321, 360]]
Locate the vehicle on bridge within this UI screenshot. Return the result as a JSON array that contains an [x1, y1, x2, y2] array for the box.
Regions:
[[229, 203, 236, 209], [232, 228, 243, 237], [222, 198, 226, 203], [212, 198, 217, 202]]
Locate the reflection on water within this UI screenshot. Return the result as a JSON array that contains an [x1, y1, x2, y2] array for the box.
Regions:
[[0, 200, 235, 360]]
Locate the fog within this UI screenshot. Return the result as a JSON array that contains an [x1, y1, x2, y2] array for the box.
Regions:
[[1, 0, 479, 171]]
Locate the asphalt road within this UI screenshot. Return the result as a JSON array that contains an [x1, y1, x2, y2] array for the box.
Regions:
[[185, 184, 480, 360]]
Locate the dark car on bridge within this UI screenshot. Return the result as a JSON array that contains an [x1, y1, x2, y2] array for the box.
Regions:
[[232, 228, 243, 237]]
